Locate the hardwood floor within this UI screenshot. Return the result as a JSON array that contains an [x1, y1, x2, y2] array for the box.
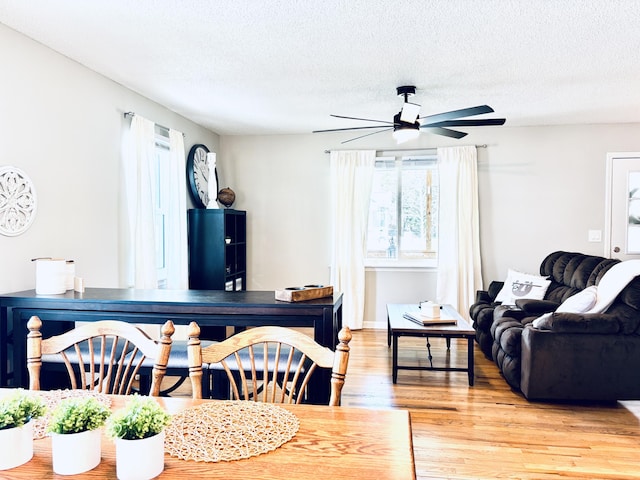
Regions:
[[169, 328, 640, 479], [340, 328, 640, 480]]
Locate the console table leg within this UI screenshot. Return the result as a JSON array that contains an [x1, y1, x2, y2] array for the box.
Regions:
[[392, 335, 399, 384], [426, 338, 433, 367]]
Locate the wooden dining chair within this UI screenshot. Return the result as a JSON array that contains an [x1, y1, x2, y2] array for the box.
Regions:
[[187, 323, 352, 405], [26, 315, 175, 396]]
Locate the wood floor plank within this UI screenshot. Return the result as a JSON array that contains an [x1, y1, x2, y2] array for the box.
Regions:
[[169, 327, 640, 479], [340, 329, 640, 480]]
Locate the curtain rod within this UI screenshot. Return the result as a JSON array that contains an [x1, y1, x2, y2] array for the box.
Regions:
[[324, 144, 487, 154], [124, 111, 185, 137]]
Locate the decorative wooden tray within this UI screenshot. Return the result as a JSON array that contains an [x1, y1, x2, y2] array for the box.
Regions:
[[275, 285, 334, 302]]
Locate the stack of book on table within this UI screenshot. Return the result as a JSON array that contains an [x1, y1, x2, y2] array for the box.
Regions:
[[403, 303, 457, 326]]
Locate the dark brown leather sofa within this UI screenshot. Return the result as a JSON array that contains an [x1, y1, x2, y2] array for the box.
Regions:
[[471, 251, 640, 401]]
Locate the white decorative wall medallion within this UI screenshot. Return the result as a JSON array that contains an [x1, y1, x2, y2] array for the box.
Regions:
[[0, 166, 37, 236]]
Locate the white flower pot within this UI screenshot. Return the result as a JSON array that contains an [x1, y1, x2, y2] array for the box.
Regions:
[[115, 430, 165, 480], [51, 428, 102, 475], [0, 421, 34, 470]]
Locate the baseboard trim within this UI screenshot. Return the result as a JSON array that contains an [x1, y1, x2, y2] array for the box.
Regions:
[[363, 321, 385, 330]]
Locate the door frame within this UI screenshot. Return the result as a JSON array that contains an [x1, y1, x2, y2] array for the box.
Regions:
[[604, 152, 640, 259]]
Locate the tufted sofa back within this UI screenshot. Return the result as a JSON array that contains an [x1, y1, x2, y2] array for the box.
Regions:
[[539, 251, 620, 304]]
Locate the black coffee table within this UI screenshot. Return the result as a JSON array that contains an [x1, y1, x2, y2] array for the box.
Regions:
[[386, 303, 475, 385]]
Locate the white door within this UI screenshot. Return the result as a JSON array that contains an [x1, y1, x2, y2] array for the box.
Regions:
[[605, 152, 640, 260]]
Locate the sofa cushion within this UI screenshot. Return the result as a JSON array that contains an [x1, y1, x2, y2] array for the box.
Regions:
[[495, 269, 551, 305], [515, 299, 561, 315]]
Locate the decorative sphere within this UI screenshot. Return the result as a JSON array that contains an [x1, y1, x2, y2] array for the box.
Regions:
[[217, 187, 236, 207]]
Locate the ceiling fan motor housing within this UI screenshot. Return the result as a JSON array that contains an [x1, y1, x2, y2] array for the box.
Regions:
[[396, 85, 416, 98]]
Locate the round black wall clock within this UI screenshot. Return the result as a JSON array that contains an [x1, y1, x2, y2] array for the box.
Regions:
[[186, 144, 218, 208]]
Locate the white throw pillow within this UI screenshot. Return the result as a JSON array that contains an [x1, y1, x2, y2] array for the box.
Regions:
[[556, 285, 598, 313], [531, 312, 552, 329], [495, 269, 551, 305], [586, 260, 640, 314]]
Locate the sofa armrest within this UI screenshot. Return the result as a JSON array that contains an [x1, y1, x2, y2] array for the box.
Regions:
[[487, 281, 504, 300], [474, 290, 492, 304], [531, 312, 621, 334], [515, 299, 560, 315], [474, 280, 504, 304], [520, 326, 640, 401]]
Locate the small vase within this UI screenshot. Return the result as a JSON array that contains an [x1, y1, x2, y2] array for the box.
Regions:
[[115, 430, 165, 480], [0, 422, 34, 470], [50, 428, 102, 475]]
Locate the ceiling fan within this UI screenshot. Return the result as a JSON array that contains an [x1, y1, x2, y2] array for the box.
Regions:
[[312, 86, 506, 144]]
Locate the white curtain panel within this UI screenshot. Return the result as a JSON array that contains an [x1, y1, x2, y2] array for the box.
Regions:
[[166, 129, 188, 289], [436, 146, 483, 318], [122, 115, 158, 289], [329, 150, 375, 330]]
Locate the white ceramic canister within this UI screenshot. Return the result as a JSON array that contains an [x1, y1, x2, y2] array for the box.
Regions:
[[64, 260, 75, 290], [33, 258, 67, 295]]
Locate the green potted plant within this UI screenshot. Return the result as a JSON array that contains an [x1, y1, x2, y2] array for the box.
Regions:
[[0, 389, 46, 470], [106, 395, 171, 480], [48, 396, 111, 475]]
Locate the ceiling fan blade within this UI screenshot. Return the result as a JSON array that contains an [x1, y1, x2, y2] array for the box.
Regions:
[[424, 118, 506, 128], [330, 114, 393, 125], [419, 105, 495, 124], [399, 102, 421, 123], [313, 125, 394, 133], [342, 127, 394, 144], [422, 126, 468, 139]]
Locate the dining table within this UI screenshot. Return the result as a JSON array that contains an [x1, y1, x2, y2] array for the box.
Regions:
[[0, 389, 417, 479]]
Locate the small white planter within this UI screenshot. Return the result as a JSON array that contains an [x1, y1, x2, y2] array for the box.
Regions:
[[0, 421, 34, 470], [51, 428, 102, 475], [115, 430, 165, 480]]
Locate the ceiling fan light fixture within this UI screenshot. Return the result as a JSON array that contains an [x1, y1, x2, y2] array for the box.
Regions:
[[392, 124, 420, 144]]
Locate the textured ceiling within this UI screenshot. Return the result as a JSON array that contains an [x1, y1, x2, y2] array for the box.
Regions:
[[1, 0, 639, 137]]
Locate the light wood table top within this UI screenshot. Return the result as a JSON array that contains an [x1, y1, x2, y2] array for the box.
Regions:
[[0, 391, 416, 479]]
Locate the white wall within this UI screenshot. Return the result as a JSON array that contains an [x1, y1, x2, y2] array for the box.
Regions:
[[0, 24, 220, 293], [221, 124, 640, 327], [3, 23, 640, 329]]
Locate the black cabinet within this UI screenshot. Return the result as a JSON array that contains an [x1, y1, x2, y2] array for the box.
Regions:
[[188, 209, 247, 291]]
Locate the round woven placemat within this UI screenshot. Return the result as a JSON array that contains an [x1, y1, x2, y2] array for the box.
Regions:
[[32, 389, 111, 439], [164, 401, 299, 462]]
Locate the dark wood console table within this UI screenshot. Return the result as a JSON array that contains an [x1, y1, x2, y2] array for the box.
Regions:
[[0, 288, 342, 403]]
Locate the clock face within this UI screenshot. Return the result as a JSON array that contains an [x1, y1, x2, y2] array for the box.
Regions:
[[192, 146, 209, 205], [187, 144, 218, 208]]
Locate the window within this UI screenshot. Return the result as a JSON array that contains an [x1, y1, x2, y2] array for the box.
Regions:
[[152, 127, 170, 286], [366, 153, 438, 266]]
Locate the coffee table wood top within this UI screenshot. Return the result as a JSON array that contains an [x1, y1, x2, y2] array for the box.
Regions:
[[387, 303, 474, 335]]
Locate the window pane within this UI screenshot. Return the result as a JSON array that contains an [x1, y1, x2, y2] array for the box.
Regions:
[[366, 154, 438, 262], [366, 159, 398, 258], [400, 160, 437, 259], [154, 213, 166, 269], [154, 133, 170, 282]]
